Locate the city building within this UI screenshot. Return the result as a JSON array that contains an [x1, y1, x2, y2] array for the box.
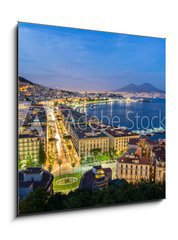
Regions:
[[18, 104, 47, 165], [116, 137, 165, 183], [18, 167, 53, 199], [18, 133, 46, 164], [128, 137, 157, 159], [103, 127, 140, 153], [116, 155, 150, 182], [153, 144, 165, 182], [60, 108, 87, 133], [79, 166, 112, 190], [70, 124, 109, 158]]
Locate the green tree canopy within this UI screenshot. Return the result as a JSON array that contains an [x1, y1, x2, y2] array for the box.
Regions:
[[39, 140, 46, 166], [19, 188, 49, 215], [90, 148, 102, 161], [48, 137, 58, 142], [63, 135, 72, 141], [19, 181, 165, 215]]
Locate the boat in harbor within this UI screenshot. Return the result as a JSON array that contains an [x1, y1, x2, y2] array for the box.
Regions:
[[90, 104, 96, 109], [132, 127, 165, 136], [138, 98, 151, 102]]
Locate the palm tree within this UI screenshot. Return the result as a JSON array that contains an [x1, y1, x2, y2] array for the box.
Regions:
[[18, 160, 23, 170], [26, 155, 33, 168], [67, 145, 72, 150], [109, 148, 117, 160], [119, 149, 125, 157], [48, 137, 58, 143], [71, 162, 75, 174], [63, 135, 71, 141], [39, 140, 46, 167], [49, 154, 55, 165], [54, 101, 58, 107], [79, 158, 83, 173], [48, 164, 53, 173], [57, 159, 63, 175]]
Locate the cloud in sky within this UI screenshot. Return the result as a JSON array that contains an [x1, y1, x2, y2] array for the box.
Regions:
[[18, 22, 165, 91]]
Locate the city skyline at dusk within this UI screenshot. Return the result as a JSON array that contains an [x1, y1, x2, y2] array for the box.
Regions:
[[18, 22, 165, 92]]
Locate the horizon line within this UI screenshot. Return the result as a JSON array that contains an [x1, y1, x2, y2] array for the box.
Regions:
[[18, 75, 165, 92]]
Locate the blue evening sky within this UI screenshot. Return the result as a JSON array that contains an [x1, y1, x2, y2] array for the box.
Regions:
[[18, 22, 165, 92]]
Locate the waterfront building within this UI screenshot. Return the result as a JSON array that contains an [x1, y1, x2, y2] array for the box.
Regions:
[[61, 108, 87, 133], [70, 124, 109, 158], [18, 167, 53, 199], [103, 127, 140, 153]]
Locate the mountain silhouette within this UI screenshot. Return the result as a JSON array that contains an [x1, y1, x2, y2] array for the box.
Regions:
[[115, 83, 164, 93], [19, 76, 36, 85]]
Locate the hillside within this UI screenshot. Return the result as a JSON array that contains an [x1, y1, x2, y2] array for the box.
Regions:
[[19, 76, 36, 85]]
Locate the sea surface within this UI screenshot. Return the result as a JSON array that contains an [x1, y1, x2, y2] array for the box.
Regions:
[[83, 98, 165, 139]]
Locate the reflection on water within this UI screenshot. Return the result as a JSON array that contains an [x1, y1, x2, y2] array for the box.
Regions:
[[85, 98, 165, 131]]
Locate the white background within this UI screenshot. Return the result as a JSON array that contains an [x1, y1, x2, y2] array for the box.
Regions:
[[0, 0, 177, 239]]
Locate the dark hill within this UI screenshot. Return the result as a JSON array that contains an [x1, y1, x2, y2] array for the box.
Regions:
[[19, 76, 36, 85], [115, 83, 164, 93]]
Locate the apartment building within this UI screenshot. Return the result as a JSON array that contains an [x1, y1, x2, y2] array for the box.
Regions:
[[116, 138, 165, 183], [153, 144, 165, 182], [103, 127, 140, 153], [116, 155, 150, 182], [70, 124, 109, 158], [18, 134, 45, 163]]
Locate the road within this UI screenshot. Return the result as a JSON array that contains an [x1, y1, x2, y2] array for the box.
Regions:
[[47, 107, 117, 179]]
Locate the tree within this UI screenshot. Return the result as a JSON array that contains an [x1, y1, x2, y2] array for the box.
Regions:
[[48, 164, 53, 173], [119, 149, 125, 157], [44, 180, 165, 212], [63, 135, 72, 144], [71, 162, 75, 174], [90, 148, 102, 162], [48, 137, 58, 143], [25, 155, 33, 168], [109, 148, 117, 160], [67, 145, 72, 150], [54, 101, 58, 107], [19, 188, 49, 215], [18, 160, 24, 170], [57, 159, 63, 175], [39, 140, 46, 167], [79, 158, 83, 173]]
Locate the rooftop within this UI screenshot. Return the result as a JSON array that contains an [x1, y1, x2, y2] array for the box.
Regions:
[[128, 138, 140, 145], [139, 137, 158, 146], [105, 127, 139, 138], [153, 146, 165, 162], [23, 167, 43, 174], [71, 124, 108, 139], [19, 168, 53, 193], [18, 133, 45, 139], [19, 181, 33, 188], [61, 109, 87, 123], [117, 156, 150, 165]]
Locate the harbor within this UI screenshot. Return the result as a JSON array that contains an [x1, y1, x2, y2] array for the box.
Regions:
[[132, 127, 165, 136]]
